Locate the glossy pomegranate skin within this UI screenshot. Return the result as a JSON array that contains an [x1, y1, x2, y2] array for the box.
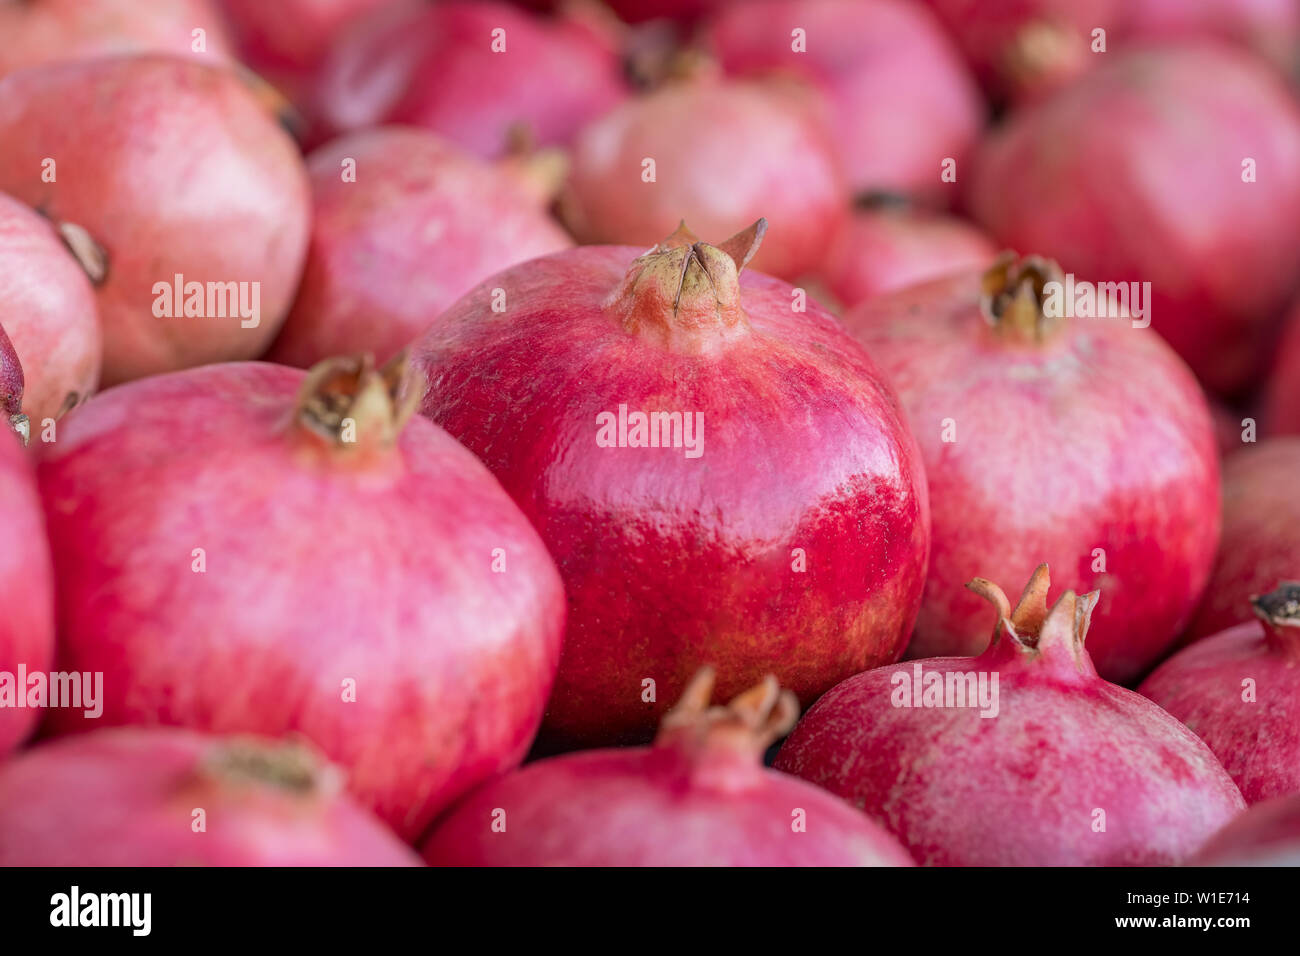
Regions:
[[842, 262, 1219, 682], [1194, 793, 1300, 865], [1262, 299, 1300, 437], [967, 44, 1300, 395], [0, 192, 100, 422], [0, 55, 310, 385], [414, 236, 930, 747], [704, 0, 983, 205], [1121, 0, 1300, 74], [267, 127, 572, 369], [775, 568, 1246, 865], [0, 729, 419, 866], [37, 361, 565, 840]]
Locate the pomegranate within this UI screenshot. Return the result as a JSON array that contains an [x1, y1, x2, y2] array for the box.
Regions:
[[414, 221, 930, 747], [312, 0, 627, 157], [1261, 298, 1300, 437], [1121, 0, 1300, 75], [562, 81, 844, 280], [0, 421, 54, 756], [1140, 584, 1300, 804], [1193, 793, 1300, 865], [0, 323, 24, 441], [967, 44, 1300, 395], [267, 127, 573, 370], [0, 55, 310, 385], [775, 566, 1246, 865], [37, 356, 565, 841], [422, 669, 914, 866], [821, 201, 997, 310], [0, 729, 419, 865], [703, 0, 983, 205], [1185, 439, 1300, 642], [0, 0, 234, 78], [0, 191, 100, 424], [840, 255, 1219, 682]]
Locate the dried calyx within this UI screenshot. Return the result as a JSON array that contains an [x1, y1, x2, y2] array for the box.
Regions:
[[1251, 583, 1300, 652], [980, 252, 1065, 343], [968, 564, 1099, 675], [200, 738, 341, 797], [656, 666, 798, 765], [295, 351, 420, 450]]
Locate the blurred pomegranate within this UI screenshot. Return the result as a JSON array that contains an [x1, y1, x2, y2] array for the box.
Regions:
[[1262, 298, 1300, 436], [1194, 793, 1300, 865], [1121, 0, 1300, 75], [604, 0, 726, 23]]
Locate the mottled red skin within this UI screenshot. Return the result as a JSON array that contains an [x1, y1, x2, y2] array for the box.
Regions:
[[1185, 440, 1300, 642], [0, 192, 100, 421], [775, 608, 1245, 865], [842, 269, 1219, 682], [1261, 299, 1300, 437], [414, 245, 930, 747], [267, 128, 572, 370], [821, 207, 997, 310], [703, 0, 983, 205], [1121, 0, 1300, 74], [967, 44, 1300, 396], [312, 0, 627, 157], [0, 322, 22, 427], [0, 729, 419, 866], [1194, 792, 1300, 865], [0, 428, 54, 756], [0, 55, 310, 385], [1140, 620, 1300, 804], [563, 82, 845, 280], [0, 0, 234, 78], [37, 362, 565, 841]]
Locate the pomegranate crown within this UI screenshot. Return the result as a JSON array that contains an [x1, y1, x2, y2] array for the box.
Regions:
[[1251, 583, 1300, 651], [295, 351, 420, 451], [967, 564, 1099, 675], [655, 666, 798, 760], [980, 252, 1066, 344], [197, 737, 342, 799]]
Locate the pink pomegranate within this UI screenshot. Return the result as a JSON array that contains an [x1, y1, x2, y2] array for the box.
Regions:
[[775, 566, 1246, 865], [967, 44, 1300, 395], [0, 323, 24, 441], [0, 729, 419, 865], [1185, 439, 1300, 642], [1140, 584, 1300, 804], [37, 357, 565, 840], [0, 422, 55, 756], [312, 0, 627, 157], [841, 255, 1219, 682], [0, 192, 100, 423], [703, 0, 983, 205], [423, 669, 914, 866], [821, 202, 997, 310], [1121, 0, 1300, 75], [267, 127, 572, 370], [562, 81, 845, 280], [0, 55, 310, 385], [1194, 793, 1300, 865], [1262, 298, 1300, 437], [414, 222, 930, 747]]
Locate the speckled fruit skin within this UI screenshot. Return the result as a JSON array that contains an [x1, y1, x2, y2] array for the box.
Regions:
[[562, 82, 844, 280], [775, 568, 1246, 866], [704, 0, 983, 205], [1194, 793, 1300, 865], [0, 729, 419, 866], [842, 262, 1219, 682], [967, 44, 1300, 396], [1185, 440, 1300, 642], [0, 55, 310, 385], [414, 234, 930, 747], [0, 429, 54, 757], [0, 192, 100, 421], [267, 127, 572, 370], [37, 361, 565, 841]]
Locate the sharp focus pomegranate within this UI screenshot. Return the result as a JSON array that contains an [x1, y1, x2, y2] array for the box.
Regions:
[[37, 357, 565, 840], [1193, 793, 1300, 865], [775, 566, 1246, 865], [840, 255, 1219, 682], [966, 44, 1300, 395], [1140, 584, 1300, 804], [0, 729, 419, 865], [267, 127, 573, 370], [414, 222, 930, 747], [0, 55, 310, 385], [422, 669, 914, 866]]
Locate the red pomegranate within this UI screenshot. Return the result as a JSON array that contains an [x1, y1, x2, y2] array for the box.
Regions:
[[37, 357, 565, 840], [703, 0, 983, 205], [0, 424, 55, 756], [422, 669, 915, 866], [0, 729, 419, 865], [1262, 298, 1300, 437], [414, 221, 930, 747], [0, 55, 310, 385], [775, 566, 1246, 865], [0, 323, 24, 441], [267, 127, 572, 370], [1185, 439, 1300, 642], [967, 44, 1300, 395], [0, 192, 100, 423], [840, 255, 1219, 682], [1121, 0, 1300, 75], [1140, 584, 1300, 804], [562, 81, 844, 280], [1193, 793, 1300, 865]]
